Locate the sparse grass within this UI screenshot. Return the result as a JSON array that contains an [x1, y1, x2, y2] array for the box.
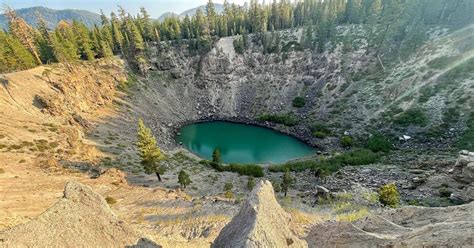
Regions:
[[0, 134, 5, 139], [335, 208, 370, 222]]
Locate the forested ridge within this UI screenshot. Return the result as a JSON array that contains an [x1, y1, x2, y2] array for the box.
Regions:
[[1, 0, 473, 74]]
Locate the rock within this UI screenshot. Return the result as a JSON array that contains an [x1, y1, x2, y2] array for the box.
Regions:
[[399, 135, 412, 141], [100, 168, 128, 185], [0, 181, 156, 247], [315, 186, 331, 200], [462, 162, 474, 183], [212, 180, 307, 247]]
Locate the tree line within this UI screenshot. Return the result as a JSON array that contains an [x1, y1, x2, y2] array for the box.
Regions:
[[1, 0, 472, 73]]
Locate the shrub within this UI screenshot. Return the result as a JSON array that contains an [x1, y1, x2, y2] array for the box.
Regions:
[[225, 164, 264, 177], [0, 168, 4, 174], [438, 188, 452, 198], [312, 131, 327, 139], [224, 190, 234, 199], [206, 161, 264, 177], [292, 96, 306, 108], [224, 182, 233, 191], [105, 196, 117, 205], [340, 136, 353, 147], [271, 180, 281, 192], [247, 176, 256, 190], [379, 183, 400, 208], [269, 149, 380, 173], [457, 113, 474, 150], [311, 123, 331, 139], [366, 134, 392, 153], [257, 113, 299, 126], [394, 108, 428, 127], [233, 36, 245, 54]]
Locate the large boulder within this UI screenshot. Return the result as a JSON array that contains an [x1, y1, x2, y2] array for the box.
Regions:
[[212, 180, 307, 248], [0, 181, 159, 247]]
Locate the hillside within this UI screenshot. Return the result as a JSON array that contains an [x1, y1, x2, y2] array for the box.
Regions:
[[0, 0, 473, 247], [0, 6, 101, 29], [158, 3, 224, 21]]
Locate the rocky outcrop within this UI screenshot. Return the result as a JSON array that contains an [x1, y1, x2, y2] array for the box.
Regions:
[[212, 180, 307, 248], [306, 202, 474, 248], [0, 181, 158, 247]]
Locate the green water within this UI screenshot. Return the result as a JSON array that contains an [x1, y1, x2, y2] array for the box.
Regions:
[[176, 121, 315, 164]]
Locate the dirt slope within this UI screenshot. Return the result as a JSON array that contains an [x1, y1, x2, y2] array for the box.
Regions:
[[0, 181, 158, 247], [306, 202, 474, 248]]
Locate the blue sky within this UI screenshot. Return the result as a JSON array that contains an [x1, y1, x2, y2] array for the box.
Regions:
[[1, 0, 249, 18]]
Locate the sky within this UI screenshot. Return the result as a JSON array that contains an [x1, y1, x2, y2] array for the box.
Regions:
[[1, 0, 250, 18]]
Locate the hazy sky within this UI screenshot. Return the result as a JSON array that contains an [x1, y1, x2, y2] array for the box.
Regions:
[[1, 0, 250, 18]]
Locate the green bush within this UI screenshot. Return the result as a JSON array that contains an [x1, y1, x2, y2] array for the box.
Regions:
[[224, 182, 233, 191], [311, 123, 331, 138], [340, 136, 353, 147], [233, 36, 245, 54], [439, 188, 452, 198], [394, 108, 428, 127], [207, 161, 264, 177], [292, 96, 306, 108], [271, 180, 281, 192], [225, 164, 264, 177], [257, 113, 299, 126], [366, 134, 392, 153], [247, 176, 256, 190], [312, 131, 327, 139], [379, 183, 400, 207], [269, 149, 380, 173], [457, 113, 474, 150]]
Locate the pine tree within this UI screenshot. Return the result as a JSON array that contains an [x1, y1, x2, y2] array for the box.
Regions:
[[139, 7, 153, 41], [4, 6, 41, 65], [206, 0, 217, 36], [110, 12, 124, 54], [52, 21, 79, 62], [72, 20, 95, 60], [36, 14, 57, 63], [212, 148, 222, 164], [178, 170, 192, 188], [137, 118, 166, 181], [280, 168, 294, 197], [0, 31, 37, 73]]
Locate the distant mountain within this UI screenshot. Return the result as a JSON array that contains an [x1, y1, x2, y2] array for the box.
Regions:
[[0, 6, 101, 30], [158, 3, 225, 22]]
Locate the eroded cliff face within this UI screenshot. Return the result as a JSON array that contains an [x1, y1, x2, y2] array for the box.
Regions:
[[126, 27, 473, 150]]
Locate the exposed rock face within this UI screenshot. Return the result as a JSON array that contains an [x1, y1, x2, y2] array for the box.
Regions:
[[306, 202, 474, 248], [212, 180, 307, 248], [0, 181, 158, 247]]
